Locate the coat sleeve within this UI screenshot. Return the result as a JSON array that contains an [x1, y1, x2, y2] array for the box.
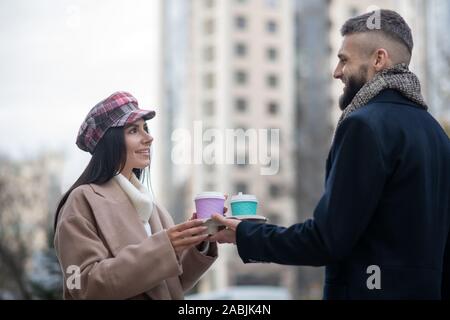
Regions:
[[152, 202, 218, 292], [236, 116, 388, 266], [54, 189, 182, 300], [442, 231, 450, 300], [178, 242, 218, 292]]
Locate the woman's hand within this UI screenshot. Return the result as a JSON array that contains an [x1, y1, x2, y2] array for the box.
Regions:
[[167, 219, 209, 256]]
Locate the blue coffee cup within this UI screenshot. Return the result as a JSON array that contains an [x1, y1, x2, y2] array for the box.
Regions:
[[230, 192, 258, 216]]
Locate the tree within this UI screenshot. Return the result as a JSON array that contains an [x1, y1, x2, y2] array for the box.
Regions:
[[0, 156, 63, 299], [28, 226, 63, 300], [0, 167, 34, 299]]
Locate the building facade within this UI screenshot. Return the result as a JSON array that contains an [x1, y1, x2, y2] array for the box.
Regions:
[[159, 0, 297, 294]]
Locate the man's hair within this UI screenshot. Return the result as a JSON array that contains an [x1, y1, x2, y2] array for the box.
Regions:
[[341, 9, 413, 55]]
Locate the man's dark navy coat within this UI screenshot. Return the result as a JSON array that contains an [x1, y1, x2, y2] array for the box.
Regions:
[[236, 89, 450, 299]]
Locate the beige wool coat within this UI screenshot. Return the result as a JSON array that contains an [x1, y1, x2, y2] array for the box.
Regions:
[[54, 179, 217, 300]]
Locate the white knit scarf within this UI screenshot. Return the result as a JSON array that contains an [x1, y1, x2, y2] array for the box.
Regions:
[[113, 173, 154, 235]]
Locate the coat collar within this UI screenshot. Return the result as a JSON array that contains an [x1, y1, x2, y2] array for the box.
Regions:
[[90, 178, 128, 201], [368, 89, 425, 109]]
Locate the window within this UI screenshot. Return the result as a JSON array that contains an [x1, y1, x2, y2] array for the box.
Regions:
[[204, 19, 215, 34], [267, 74, 278, 88], [235, 70, 248, 85], [235, 125, 248, 131], [235, 16, 247, 29], [266, 20, 277, 33], [264, 0, 278, 8], [204, 100, 215, 116], [265, 157, 280, 174], [204, 73, 215, 89], [269, 184, 281, 198], [204, 46, 215, 61], [267, 47, 278, 61], [268, 101, 278, 114], [205, 0, 215, 8], [205, 183, 216, 191], [235, 182, 248, 194], [235, 43, 247, 56], [235, 98, 247, 112]]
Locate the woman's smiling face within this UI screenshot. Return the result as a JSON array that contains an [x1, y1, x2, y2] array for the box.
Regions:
[[121, 118, 153, 178]]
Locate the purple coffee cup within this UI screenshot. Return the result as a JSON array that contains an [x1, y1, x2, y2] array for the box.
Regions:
[[195, 192, 226, 220]]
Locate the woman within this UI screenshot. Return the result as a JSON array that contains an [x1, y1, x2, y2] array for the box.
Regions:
[[54, 91, 218, 300]]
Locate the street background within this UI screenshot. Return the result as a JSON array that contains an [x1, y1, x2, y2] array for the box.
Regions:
[[0, 0, 449, 299]]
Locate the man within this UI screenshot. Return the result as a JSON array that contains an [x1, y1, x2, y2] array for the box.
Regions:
[[210, 10, 450, 300]]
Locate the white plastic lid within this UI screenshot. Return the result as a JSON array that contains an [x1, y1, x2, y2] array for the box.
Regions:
[[195, 192, 226, 200], [230, 192, 258, 203]]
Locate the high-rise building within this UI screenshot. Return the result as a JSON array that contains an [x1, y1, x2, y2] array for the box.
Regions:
[[159, 0, 296, 294], [423, 0, 450, 122], [291, 0, 333, 299], [159, 0, 448, 299]]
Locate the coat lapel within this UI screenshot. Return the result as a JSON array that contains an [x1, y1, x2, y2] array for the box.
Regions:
[[88, 179, 147, 255], [144, 204, 174, 300]]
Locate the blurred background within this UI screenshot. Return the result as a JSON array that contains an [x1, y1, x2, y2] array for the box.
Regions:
[[0, 0, 449, 300]]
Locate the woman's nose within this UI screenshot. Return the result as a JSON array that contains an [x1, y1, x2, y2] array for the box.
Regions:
[[143, 132, 153, 144]]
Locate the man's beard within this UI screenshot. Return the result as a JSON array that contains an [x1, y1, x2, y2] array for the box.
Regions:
[[339, 65, 369, 111]]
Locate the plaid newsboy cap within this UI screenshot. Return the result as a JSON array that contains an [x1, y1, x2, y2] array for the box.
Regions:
[[76, 91, 156, 154]]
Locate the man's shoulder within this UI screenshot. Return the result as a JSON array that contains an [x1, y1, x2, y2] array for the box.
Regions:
[[347, 91, 425, 128]]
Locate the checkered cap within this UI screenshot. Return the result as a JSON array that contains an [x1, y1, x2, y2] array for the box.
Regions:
[[76, 91, 155, 154]]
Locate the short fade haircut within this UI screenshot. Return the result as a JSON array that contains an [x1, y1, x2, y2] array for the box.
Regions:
[[341, 9, 413, 54]]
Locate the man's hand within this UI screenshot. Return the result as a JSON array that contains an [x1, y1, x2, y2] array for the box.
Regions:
[[208, 213, 241, 244]]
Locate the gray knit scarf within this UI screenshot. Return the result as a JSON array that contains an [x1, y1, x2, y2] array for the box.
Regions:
[[334, 63, 428, 140]]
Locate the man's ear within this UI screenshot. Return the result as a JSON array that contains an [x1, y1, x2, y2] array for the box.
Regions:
[[373, 48, 391, 71]]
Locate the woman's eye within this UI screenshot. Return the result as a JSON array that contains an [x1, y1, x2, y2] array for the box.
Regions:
[[129, 128, 137, 134]]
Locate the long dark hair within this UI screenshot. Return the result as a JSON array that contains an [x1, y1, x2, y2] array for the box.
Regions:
[[54, 127, 143, 232]]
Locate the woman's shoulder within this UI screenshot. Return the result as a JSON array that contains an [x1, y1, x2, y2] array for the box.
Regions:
[[68, 184, 96, 200], [57, 181, 117, 228], [59, 184, 97, 220]]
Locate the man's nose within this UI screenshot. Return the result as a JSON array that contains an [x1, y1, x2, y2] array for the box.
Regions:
[[333, 63, 343, 79]]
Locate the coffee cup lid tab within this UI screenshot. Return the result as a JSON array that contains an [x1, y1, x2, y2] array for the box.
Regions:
[[231, 192, 258, 203]]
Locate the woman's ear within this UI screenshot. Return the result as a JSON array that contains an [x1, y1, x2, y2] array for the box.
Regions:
[[373, 48, 391, 71]]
